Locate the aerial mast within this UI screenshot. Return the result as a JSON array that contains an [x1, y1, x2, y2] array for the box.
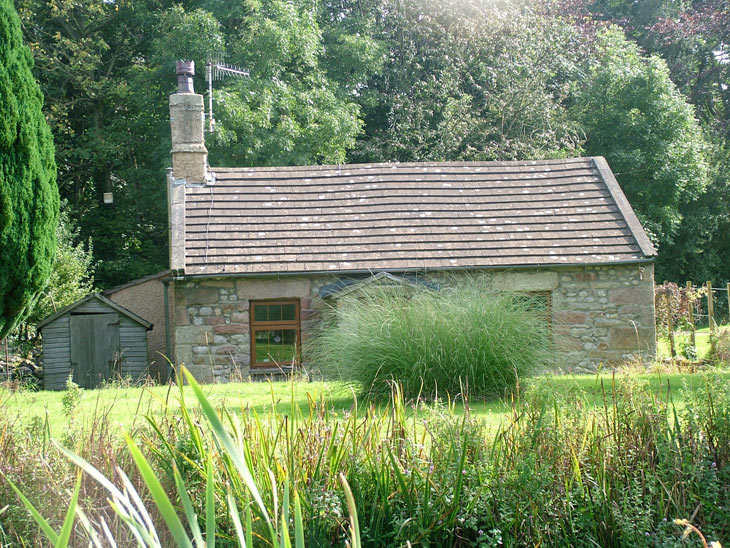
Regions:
[[205, 60, 249, 133]]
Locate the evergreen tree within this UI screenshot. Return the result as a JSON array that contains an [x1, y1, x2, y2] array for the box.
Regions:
[[0, 0, 58, 339]]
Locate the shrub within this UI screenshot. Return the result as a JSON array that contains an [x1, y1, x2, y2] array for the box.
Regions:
[[708, 327, 730, 365], [307, 280, 552, 400]]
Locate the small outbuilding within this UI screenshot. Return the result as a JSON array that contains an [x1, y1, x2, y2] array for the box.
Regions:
[[38, 293, 152, 389]]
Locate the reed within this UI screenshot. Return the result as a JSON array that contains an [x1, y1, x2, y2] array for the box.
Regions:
[[2, 369, 728, 547]]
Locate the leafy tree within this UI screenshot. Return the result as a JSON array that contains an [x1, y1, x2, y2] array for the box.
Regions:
[[0, 0, 58, 339], [16, 0, 170, 288], [570, 27, 709, 278], [350, 0, 584, 163], [24, 204, 95, 327]]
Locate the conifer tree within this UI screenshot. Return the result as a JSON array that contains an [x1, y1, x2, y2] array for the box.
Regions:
[[0, 0, 58, 339]]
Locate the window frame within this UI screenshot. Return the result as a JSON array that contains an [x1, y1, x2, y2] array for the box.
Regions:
[[249, 299, 301, 368]]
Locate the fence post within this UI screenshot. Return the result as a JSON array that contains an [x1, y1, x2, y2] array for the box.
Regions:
[[664, 294, 676, 357], [707, 281, 715, 332], [687, 281, 696, 347]]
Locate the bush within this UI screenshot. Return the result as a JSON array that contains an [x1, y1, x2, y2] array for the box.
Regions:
[[708, 327, 730, 365], [307, 281, 552, 399]]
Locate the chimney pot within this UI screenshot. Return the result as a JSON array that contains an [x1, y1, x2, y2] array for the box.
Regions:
[[176, 60, 195, 93]]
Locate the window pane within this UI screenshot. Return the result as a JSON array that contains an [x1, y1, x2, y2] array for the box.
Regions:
[[282, 304, 296, 321], [254, 329, 297, 364], [269, 305, 282, 321], [254, 305, 268, 322]]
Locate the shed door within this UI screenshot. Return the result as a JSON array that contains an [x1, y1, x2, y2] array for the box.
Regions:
[[70, 313, 120, 388]]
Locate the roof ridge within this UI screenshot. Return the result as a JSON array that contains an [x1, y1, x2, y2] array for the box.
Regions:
[[210, 157, 593, 173]]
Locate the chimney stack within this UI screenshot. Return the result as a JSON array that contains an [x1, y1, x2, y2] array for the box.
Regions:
[[170, 60, 207, 183]]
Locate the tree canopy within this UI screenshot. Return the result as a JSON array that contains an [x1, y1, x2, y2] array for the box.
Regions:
[[13, 0, 730, 288], [0, 0, 58, 339], [571, 27, 709, 270]]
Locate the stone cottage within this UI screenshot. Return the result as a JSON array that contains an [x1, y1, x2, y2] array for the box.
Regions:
[[166, 61, 657, 383]]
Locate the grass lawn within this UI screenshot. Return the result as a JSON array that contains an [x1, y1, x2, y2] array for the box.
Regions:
[[3, 368, 728, 436], [656, 324, 726, 359]]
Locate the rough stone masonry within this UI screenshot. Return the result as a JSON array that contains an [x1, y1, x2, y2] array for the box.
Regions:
[[172, 264, 655, 382]]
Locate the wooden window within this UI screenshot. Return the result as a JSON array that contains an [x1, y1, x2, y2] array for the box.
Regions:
[[250, 300, 300, 368]]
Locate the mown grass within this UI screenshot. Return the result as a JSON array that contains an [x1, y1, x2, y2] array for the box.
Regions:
[[3, 369, 729, 435], [657, 327, 713, 359]]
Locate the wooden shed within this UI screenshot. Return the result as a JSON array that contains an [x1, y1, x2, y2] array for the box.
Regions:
[[38, 293, 153, 389]]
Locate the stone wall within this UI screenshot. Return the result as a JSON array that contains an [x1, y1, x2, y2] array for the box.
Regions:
[[551, 263, 656, 371], [172, 263, 656, 382], [173, 276, 332, 382]]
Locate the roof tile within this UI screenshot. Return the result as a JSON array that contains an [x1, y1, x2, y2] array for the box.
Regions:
[[182, 158, 655, 275]]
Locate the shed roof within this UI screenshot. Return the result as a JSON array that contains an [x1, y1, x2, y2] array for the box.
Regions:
[[182, 156, 655, 276], [37, 293, 153, 331], [103, 270, 172, 296]]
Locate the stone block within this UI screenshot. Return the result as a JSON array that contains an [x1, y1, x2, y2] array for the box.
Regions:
[[184, 287, 220, 305], [609, 287, 645, 306], [175, 345, 193, 368], [610, 327, 655, 350], [204, 279, 235, 288], [553, 311, 586, 324], [186, 364, 214, 383], [176, 326, 213, 345], [174, 306, 190, 326], [214, 323, 247, 334], [572, 271, 597, 282], [492, 271, 559, 291], [215, 345, 237, 354], [594, 317, 624, 328], [237, 278, 312, 299], [205, 316, 225, 325], [554, 335, 583, 351], [231, 312, 249, 323], [231, 334, 249, 345]]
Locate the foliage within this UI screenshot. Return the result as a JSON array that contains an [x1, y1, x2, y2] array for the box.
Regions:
[[307, 282, 551, 400], [23, 203, 94, 328], [655, 281, 704, 358], [571, 26, 709, 267], [206, 0, 365, 166], [60, 374, 82, 421], [0, 0, 59, 339], [2, 370, 730, 546], [11, 0, 730, 290], [560, 0, 730, 284], [707, 327, 730, 365], [350, 0, 584, 163], [15, 0, 170, 288], [7, 368, 363, 548]]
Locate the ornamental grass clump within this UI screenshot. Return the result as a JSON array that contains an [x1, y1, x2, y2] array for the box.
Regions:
[[308, 281, 552, 400]]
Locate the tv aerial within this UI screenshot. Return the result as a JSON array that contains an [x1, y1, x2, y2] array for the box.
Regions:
[[205, 59, 250, 133]]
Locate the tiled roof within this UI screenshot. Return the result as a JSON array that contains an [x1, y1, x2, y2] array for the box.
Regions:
[[182, 157, 656, 275]]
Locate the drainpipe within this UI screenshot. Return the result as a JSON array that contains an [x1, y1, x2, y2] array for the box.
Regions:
[[163, 279, 171, 382]]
